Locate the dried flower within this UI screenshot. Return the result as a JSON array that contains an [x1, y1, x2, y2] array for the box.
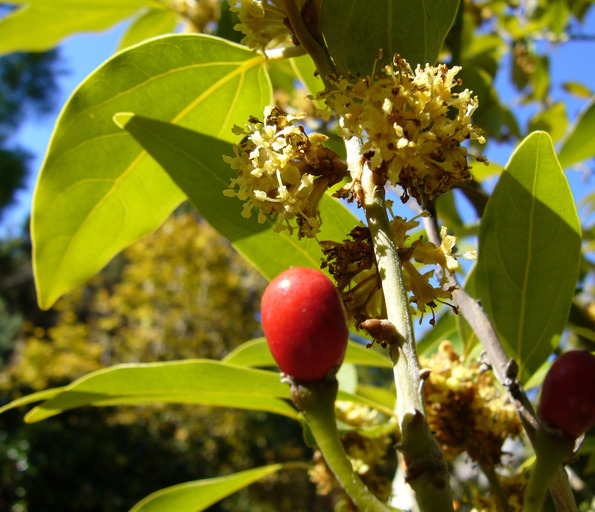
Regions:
[[322, 215, 474, 325], [320, 55, 486, 204], [224, 106, 347, 238]]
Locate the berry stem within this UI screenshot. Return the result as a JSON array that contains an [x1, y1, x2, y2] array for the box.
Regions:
[[346, 136, 454, 511], [289, 378, 395, 512], [521, 429, 575, 512]]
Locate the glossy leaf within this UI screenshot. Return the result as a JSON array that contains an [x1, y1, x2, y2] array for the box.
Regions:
[[476, 131, 582, 381], [558, 97, 595, 168], [130, 464, 287, 512], [114, 114, 359, 280], [22, 360, 295, 423], [222, 338, 391, 368], [32, 34, 271, 309], [0, 3, 152, 53], [320, 0, 459, 75], [117, 8, 178, 50]]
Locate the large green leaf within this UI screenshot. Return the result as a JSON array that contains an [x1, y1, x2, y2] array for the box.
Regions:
[[558, 97, 595, 168], [113, 114, 359, 279], [32, 34, 271, 309], [20, 360, 295, 423], [320, 0, 460, 75], [130, 464, 288, 512], [222, 338, 391, 368], [476, 132, 582, 381], [0, 2, 155, 53]]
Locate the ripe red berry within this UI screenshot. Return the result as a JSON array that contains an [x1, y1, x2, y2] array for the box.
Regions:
[[539, 350, 595, 439], [261, 267, 349, 381]]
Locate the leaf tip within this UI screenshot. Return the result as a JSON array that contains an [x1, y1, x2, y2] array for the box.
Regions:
[[113, 112, 135, 129]]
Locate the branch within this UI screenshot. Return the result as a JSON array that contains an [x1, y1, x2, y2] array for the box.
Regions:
[[421, 210, 578, 512], [346, 137, 455, 512]]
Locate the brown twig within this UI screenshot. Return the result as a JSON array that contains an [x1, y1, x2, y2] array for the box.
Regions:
[[421, 209, 578, 512]]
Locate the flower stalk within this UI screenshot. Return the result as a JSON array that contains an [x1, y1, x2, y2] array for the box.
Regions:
[[348, 137, 454, 511], [289, 377, 395, 512]]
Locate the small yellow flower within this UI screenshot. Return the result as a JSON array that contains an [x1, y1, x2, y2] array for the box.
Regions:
[[320, 55, 486, 204], [224, 106, 347, 238], [229, 0, 304, 51]]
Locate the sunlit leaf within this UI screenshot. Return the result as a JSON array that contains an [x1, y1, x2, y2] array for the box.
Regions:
[[476, 131, 582, 381], [558, 97, 595, 168], [114, 114, 359, 280], [222, 338, 391, 368], [117, 8, 178, 50], [320, 0, 459, 75], [32, 34, 271, 309], [0, 2, 154, 53], [562, 81, 592, 99], [23, 360, 295, 423], [130, 464, 288, 512], [0, 388, 64, 415]]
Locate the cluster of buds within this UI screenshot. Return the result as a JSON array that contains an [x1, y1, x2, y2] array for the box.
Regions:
[[320, 55, 486, 204], [229, 0, 303, 51], [321, 211, 476, 327], [422, 341, 522, 468], [223, 106, 347, 238]]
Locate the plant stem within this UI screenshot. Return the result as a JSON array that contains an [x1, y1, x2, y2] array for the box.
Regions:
[[290, 378, 395, 512], [346, 137, 454, 512], [280, 0, 336, 86], [522, 430, 575, 512], [479, 462, 511, 512]]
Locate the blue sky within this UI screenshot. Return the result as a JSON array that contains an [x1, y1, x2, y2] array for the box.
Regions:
[[1, 9, 594, 237]]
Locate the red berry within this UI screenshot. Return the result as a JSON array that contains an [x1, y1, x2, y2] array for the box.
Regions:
[[539, 350, 595, 439], [261, 267, 349, 381]]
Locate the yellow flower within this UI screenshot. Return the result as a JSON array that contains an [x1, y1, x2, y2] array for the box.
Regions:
[[229, 0, 305, 51], [320, 55, 485, 204], [224, 106, 347, 238]]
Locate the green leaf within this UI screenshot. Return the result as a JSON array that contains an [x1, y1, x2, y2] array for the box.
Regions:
[[222, 338, 391, 368], [416, 311, 458, 356], [0, 388, 64, 415], [528, 102, 568, 144], [558, 97, 595, 168], [476, 132, 582, 381], [32, 34, 271, 309], [130, 464, 287, 512], [0, 3, 151, 53], [23, 360, 296, 423], [117, 8, 178, 50], [114, 114, 359, 280], [320, 0, 459, 75], [562, 81, 593, 99], [356, 384, 395, 411]]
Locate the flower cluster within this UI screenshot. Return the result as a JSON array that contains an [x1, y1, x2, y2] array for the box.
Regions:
[[321, 212, 476, 326], [421, 341, 522, 467], [229, 0, 304, 51], [320, 55, 486, 204], [223, 106, 347, 238]]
